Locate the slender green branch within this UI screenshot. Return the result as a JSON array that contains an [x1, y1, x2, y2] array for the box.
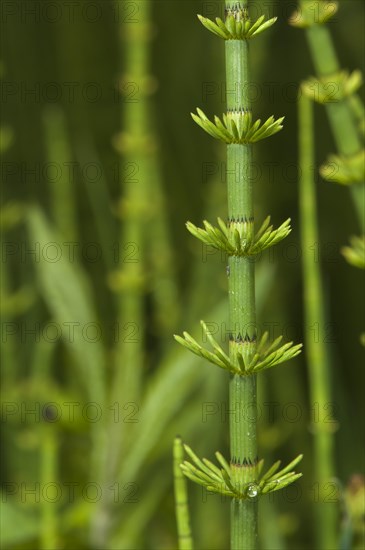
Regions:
[[174, 437, 194, 550], [298, 91, 338, 549]]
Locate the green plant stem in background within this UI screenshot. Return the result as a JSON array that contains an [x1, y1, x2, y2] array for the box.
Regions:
[[113, 1, 180, 341], [299, 92, 337, 550], [300, 0, 365, 231], [174, 437, 194, 550], [225, 7, 258, 549], [40, 425, 58, 550], [112, 0, 150, 413], [92, 2, 154, 546], [106, 0, 150, 491]]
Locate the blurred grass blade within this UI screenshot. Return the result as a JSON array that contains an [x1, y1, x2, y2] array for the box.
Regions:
[[26, 206, 107, 478], [76, 138, 116, 270], [27, 206, 106, 404]]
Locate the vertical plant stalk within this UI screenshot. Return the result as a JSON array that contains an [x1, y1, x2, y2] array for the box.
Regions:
[[112, 0, 150, 413], [299, 92, 338, 549], [173, 437, 194, 550], [225, 12, 258, 549], [40, 425, 58, 550], [175, 4, 303, 550], [92, 1, 155, 546], [293, 0, 365, 231], [113, 0, 180, 341]]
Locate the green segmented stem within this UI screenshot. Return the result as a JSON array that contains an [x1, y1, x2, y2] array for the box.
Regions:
[[225, 2, 258, 548], [174, 438, 194, 550], [299, 92, 338, 550], [301, 0, 365, 230], [114, 0, 150, 411], [176, 1, 301, 547], [91, 2, 151, 546], [227, 145, 253, 218], [230, 374, 258, 550], [112, 0, 151, 460], [225, 40, 250, 111]]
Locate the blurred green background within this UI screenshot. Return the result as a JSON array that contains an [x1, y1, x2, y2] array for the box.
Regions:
[[1, 0, 364, 548]]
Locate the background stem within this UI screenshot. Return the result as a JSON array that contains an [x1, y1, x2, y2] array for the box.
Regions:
[[301, 0, 365, 230], [40, 425, 58, 550], [90, 2, 151, 545], [299, 92, 338, 550]]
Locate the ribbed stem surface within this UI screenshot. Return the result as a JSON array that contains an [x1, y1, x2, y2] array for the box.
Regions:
[[225, 3, 258, 549]]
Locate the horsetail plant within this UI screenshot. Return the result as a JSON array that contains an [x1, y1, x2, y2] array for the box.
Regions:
[[290, 0, 365, 230], [294, 5, 365, 343], [174, 2, 303, 548], [294, 13, 364, 545], [293, 0, 365, 289], [293, 3, 364, 546]]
